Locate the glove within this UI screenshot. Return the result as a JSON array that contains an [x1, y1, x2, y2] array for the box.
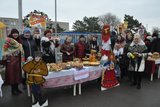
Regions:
[[127, 52, 131, 58]]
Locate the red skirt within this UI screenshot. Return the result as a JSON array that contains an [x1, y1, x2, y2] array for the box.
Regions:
[[102, 70, 119, 88], [101, 49, 110, 56]]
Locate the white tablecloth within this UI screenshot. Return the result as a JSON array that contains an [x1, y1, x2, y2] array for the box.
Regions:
[[43, 65, 104, 88], [155, 59, 160, 65]]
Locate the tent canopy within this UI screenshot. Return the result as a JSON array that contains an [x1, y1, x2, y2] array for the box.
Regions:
[[0, 22, 6, 28]]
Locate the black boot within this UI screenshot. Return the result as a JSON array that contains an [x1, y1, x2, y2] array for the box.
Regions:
[[131, 72, 137, 86], [15, 84, 22, 93], [37, 92, 47, 106], [127, 70, 131, 82], [137, 72, 142, 90], [11, 84, 19, 95], [22, 78, 27, 90], [32, 92, 38, 105]]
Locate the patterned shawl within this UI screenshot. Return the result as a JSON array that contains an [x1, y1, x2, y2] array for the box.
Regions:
[[2, 37, 25, 65]]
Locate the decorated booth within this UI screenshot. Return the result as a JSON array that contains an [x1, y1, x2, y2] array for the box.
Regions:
[[0, 22, 7, 97], [23, 10, 53, 30]]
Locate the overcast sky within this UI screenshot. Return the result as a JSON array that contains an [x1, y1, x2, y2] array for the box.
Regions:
[[1, 0, 160, 33]]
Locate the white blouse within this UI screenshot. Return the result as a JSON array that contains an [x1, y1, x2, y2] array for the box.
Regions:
[[102, 38, 111, 50]]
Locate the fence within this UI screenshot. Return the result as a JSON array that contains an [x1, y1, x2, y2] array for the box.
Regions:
[[52, 32, 102, 45]]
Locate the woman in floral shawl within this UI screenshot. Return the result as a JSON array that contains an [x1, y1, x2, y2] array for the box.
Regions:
[[127, 33, 147, 90], [0, 29, 25, 95]]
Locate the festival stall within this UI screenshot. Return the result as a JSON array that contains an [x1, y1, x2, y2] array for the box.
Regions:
[[0, 22, 7, 97], [145, 52, 160, 81], [0, 22, 8, 60]]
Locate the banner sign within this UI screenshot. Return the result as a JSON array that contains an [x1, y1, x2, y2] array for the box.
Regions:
[[29, 15, 46, 27]]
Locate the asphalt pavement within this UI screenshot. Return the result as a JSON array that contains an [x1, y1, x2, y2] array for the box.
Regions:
[[0, 72, 160, 107]]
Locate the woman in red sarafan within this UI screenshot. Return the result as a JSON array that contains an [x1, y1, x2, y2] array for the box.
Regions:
[[101, 52, 120, 91]]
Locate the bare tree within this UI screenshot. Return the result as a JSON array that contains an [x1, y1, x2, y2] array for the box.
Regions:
[[152, 26, 160, 34], [99, 13, 120, 31]]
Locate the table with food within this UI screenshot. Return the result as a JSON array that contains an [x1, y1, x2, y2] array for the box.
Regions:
[[42, 50, 103, 96], [145, 52, 160, 81]]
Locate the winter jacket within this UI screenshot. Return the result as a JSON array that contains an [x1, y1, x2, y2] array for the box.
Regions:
[[41, 36, 59, 63], [0, 53, 22, 84], [74, 40, 87, 58], [20, 34, 38, 60], [111, 31, 117, 50], [60, 41, 75, 62], [151, 38, 160, 54]]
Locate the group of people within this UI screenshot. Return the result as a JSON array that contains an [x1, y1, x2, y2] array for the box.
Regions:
[[0, 24, 159, 98], [103, 26, 159, 90], [0, 27, 59, 96], [0, 26, 101, 96]]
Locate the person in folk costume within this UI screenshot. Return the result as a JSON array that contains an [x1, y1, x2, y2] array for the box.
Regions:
[[23, 51, 48, 106], [123, 31, 134, 82], [101, 24, 112, 56], [127, 33, 148, 90], [137, 26, 144, 40], [113, 34, 126, 79], [113, 34, 125, 57], [101, 52, 120, 91], [0, 29, 25, 95], [86, 35, 99, 54]]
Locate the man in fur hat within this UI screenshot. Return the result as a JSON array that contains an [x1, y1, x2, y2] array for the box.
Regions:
[[23, 51, 48, 106]]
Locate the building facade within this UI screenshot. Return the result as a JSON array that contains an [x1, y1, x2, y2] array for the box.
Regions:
[[0, 17, 69, 35]]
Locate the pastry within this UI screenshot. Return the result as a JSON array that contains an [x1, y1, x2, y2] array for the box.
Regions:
[[90, 62, 100, 66], [83, 61, 90, 66]]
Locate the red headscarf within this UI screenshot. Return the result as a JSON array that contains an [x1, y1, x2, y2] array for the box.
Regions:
[[102, 24, 111, 43]]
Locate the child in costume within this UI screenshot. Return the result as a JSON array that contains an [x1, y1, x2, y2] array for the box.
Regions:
[[23, 51, 48, 106], [127, 33, 147, 90], [101, 52, 120, 91], [101, 24, 111, 56]]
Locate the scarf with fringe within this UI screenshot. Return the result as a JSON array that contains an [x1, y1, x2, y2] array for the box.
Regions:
[[2, 37, 25, 65]]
